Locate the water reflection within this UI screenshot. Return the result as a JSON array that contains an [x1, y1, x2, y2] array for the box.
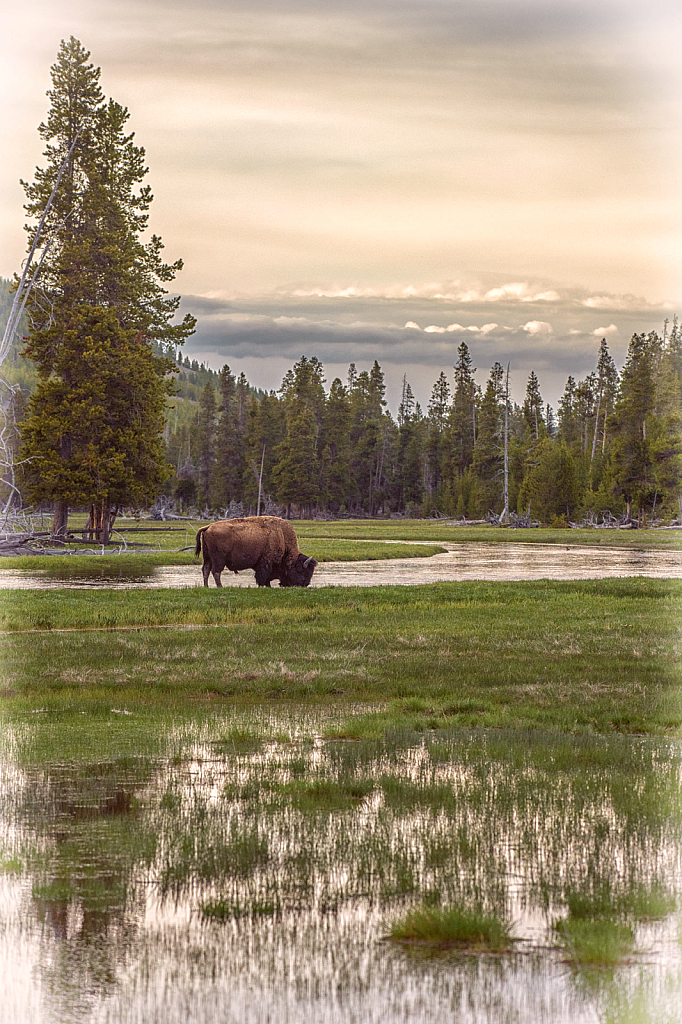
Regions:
[[1, 542, 681, 589], [2, 715, 681, 1023]]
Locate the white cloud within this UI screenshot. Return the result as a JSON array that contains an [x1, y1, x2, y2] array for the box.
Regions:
[[522, 320, 553, 335], [404, 321, 421, 330], [483, 283, 560, 303], [592, 324, 619, 337], [276, 280, 566, 305]]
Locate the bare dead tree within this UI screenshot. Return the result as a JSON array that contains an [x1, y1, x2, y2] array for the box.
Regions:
[[499, 363, 510, 524]]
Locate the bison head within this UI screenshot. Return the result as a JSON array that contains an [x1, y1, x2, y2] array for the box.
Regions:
[[280, 553, 317, 587]]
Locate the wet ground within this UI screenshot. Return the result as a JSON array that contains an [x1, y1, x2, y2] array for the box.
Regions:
[[2, 711, 681, 1024], [1, 541, 681, 589]]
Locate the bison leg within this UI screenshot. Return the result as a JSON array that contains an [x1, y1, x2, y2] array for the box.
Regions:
[[202, 557, 212, 587], [254, 562, 273, 587], [212, 570, 223, 587]]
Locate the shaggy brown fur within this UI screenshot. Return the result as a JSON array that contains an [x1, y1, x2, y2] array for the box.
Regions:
[[195, 516, 317, 587]]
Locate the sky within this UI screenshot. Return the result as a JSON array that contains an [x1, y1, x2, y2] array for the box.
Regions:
[[2, 0, 681, 410]]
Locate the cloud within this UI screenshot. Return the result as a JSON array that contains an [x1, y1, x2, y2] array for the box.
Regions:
[[483, 283, 560, 303], [277, 279, 565, 305], [592, 324, 619, 337], [521, 321, 553, 335], [582, 294, 663, 311]]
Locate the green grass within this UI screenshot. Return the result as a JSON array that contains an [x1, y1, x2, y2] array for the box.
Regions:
[[1, 579, 680, 737], [0, 539, 445, 572], [11, 515, 680, 562], [292, 520, 682, 550], [554, 917, 636, 967], [388, 904, 513, 951]]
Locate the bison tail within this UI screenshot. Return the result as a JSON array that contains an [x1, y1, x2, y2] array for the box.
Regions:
[[195, 528, 207, 558]]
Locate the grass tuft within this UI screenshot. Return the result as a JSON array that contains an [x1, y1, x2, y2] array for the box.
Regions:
[[554, 917, 636, 967], [389, 904, 513, 951]]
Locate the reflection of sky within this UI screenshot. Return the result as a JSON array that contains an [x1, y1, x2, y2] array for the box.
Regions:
[[2, 0, 682, 407]]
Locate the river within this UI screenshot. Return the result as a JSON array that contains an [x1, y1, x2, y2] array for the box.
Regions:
[[0, 541, 680, 589]]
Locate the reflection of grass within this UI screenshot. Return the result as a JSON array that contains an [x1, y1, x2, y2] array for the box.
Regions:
[[3, 579, 679, 738], [389, 905, 512, 951], [565, 884, 676, 923], [211, 727, 265, 754], [554, 882, 676, 969], [554, 917, 635, 967], [273, 778, 374, 812], [201, 898, 280, 921], [0, 856, 22, 873]]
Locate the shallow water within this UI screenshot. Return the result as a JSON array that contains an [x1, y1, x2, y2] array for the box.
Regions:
[[1, 541, 681, 589], [2, 711, 682, 1024]]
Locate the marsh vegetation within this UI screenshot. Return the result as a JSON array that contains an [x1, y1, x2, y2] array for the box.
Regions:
[[1, 519, 681, 1022], [2, 711, 682, 1023]]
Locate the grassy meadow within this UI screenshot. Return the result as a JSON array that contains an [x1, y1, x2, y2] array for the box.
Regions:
[[1, 578, 680, 737]]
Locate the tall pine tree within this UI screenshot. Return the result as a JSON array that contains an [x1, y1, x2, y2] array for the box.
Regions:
[[20, 38, 194, 540]]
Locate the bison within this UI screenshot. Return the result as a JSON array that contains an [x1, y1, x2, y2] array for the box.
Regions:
[[194, 515, 317, 588]]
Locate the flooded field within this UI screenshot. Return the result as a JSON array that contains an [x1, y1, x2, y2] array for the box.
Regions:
[[1, 541, 681, 589], [1, 709, 681, 1024]]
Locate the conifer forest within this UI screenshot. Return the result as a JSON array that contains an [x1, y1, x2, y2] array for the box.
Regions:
[[4, 269, 681, 527], [119, 327, 682, 524]]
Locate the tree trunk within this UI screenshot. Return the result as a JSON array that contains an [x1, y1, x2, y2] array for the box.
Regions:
[[52, 499, 68, 539], [89, 501, 113, 544], [590, 387, 603, 465], [500, 364, 510, 523], [83, 505, 94, 542]]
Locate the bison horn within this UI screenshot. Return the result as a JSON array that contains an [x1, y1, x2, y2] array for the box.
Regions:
[[303, 556, 314, 568]]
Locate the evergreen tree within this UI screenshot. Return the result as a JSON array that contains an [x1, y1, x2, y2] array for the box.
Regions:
[[196, 382, 217, 506], [213, 365, 245, 506], [425, 371, 451, 500], [348, 362, 388, 513], [590, 338, 619, 467], [395, 376, 424, 510], [320, 378, 351, 510], [610, 331, 682, 521], [472, 362, 505, 513], [523, 371, 544, 439], [272, 357, 326, 514], [450, 342, 476, 475], [558, 376, 578, 445], [242, 392, 286, 511], [20, 305, 173, 533], [271, 405, 319, 515], [20, 38, 194, 539], [518, 439, 581, 522]]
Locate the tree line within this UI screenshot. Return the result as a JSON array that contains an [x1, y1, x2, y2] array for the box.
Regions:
[[162, 328, 682, 525]]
